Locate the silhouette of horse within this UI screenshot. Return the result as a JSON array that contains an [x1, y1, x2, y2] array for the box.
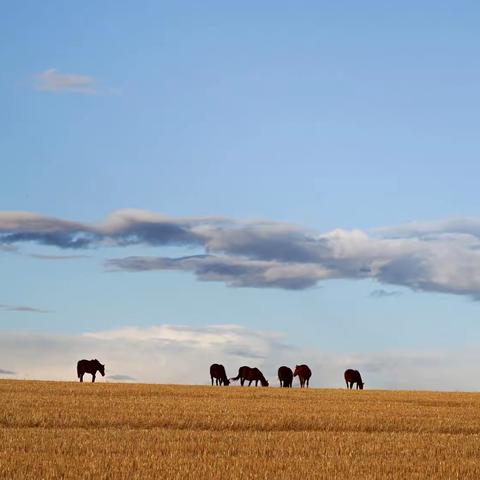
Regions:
[[210, 363, 230, 386], [344, 369, 364, 389], [230, 366, 269, 387], [77, 359, 105, 383], [278, 366, 293, 388], [293, 364, 311, 388]]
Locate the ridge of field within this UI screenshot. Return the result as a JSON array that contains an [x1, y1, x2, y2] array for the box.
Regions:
[[1, 380, 480, 479]]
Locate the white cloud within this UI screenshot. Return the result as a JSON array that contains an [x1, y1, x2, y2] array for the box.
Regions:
[[34, 68, 97, 94]]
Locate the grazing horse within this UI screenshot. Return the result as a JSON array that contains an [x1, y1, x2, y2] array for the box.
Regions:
[[210, 363, 230, 386], [77, 359, 105, 383], [230, 366, 269, 387], [278, 366, 293, 388], [344, 369, 364, 389], [293, 364, 312, 388]]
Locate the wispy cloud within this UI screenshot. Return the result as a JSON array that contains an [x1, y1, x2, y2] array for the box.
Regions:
[[28, 253, 90, 260], [370, 289, 402, 299], [0, 304, 51, 314], [34, 68, 97, 94], [3, 209, 480, 297], [0, 244, 18, 253], [0, 368, 15, 375]]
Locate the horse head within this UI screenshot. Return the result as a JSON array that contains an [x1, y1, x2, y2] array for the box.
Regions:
[[261, 378, 269, 387], [95, 359, 105, 377], [293, 365, 300, 377]]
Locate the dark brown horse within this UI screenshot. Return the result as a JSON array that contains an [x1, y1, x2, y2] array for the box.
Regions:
[[77, 359, 105, 383], [210, 363, 230, 386], [293, 364, 311, 388], [230, 366, 269, 387], [344, 369, 364, 389], [278, 366, 293, 388]]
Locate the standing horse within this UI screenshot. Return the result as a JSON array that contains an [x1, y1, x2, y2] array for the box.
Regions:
[[230, 366, 269, 387], [210, 363, 230, 386], [278, 366, 293, 388], [77, 359, 105, 383], [344, 369, 364, 389], [293, 364, 312, 388]]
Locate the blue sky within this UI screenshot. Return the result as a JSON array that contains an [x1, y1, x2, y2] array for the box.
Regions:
[[1, 2, 480, 387]]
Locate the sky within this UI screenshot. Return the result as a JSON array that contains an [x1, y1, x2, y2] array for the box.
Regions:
[[1, 1, 480, 389]]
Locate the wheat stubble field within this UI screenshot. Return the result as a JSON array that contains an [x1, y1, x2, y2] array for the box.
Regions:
[[1, 380, 480, 479]]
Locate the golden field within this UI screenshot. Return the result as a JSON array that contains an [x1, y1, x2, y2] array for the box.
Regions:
[[1, 380, 480, 479]]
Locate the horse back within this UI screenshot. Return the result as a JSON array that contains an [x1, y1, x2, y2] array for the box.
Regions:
[[296, 364, 311, 379], [278, 366, 293, 382], [210, 363, 227, 379], [77, 359, 95, 375], [239, 366, 252, 379], [344, 369, 361, 383]]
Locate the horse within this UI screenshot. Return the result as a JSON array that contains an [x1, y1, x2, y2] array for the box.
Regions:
[[77, 359, 105, 383], [293, 364, 311, 388], [278, 366, 293, 388], [210, 363, 230, 386], [230, 366, 269, 387], [344, 369, 364, 389]]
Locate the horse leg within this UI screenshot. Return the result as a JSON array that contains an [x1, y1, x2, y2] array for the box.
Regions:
[[80, 374, 83, 383], [306, 378, 309, 388], [92, 374, 96, 383], [248, 380, 252, 386], [345, 379, 348, 389], [241, 378, 245, 386]]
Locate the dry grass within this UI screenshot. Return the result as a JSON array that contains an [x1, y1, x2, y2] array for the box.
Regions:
[[1, 380, 480, 479]]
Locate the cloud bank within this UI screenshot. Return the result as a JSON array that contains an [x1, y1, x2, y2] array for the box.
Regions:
[[0, 324, 478, 391], [2, 209, 480, 297]]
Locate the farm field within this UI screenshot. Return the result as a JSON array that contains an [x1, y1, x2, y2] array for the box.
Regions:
[[1, 380, 480, 479]]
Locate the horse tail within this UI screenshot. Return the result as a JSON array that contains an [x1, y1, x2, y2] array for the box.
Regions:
[[230, 369, 242, 381], [76, 361, 82, 378]]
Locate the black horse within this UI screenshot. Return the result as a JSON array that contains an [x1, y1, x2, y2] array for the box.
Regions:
[[344, 369, 364, 389], [210, 363, 230, 386], [230, 366, 269, 387], [278, 366, 293, 388], [77, 359, 105, 383]]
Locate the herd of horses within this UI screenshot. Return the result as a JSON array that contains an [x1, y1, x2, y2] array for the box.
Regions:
[[210, 364, 364, 389], [76, 359, 365, 389]]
